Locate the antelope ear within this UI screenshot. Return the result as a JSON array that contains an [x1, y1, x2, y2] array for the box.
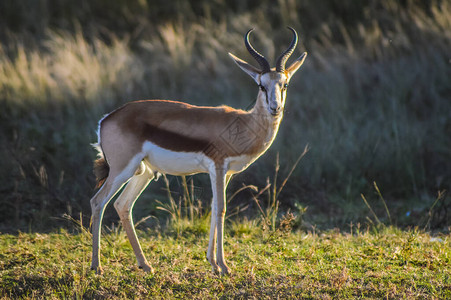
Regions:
[[229, 53, 261, 84], [286, 52, 307, 80]]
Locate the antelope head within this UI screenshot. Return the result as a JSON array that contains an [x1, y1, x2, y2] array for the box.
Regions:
[[229, 27, 307, 117]]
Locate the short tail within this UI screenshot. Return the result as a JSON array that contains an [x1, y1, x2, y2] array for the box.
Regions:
[[92, 141, 109, 189], [93, 157, 109, 189]]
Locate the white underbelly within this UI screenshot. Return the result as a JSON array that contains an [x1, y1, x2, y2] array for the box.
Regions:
[[142, 141, 213, 175], [141, 141, 258, 176]]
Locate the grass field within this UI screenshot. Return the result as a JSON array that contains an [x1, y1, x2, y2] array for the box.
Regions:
[[1, 226, 450, 299], [1, 0, 450, 231]]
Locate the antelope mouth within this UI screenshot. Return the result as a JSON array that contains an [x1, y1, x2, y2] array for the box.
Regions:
[[270, 110, 282, 117]]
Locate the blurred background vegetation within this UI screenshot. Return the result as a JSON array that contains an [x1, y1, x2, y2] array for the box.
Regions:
[[0, 0, 450, 232]]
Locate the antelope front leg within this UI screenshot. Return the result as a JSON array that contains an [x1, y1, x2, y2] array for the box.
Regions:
[[208, 166, 231, 275], [208, 173, 233, 274], [207, 197, 220, 273]]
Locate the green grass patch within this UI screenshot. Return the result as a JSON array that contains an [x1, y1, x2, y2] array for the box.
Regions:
[[0, 1, 450, 231], [1, 228, 450, 299]]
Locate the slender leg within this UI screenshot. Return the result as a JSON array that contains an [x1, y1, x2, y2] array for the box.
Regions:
[[208, 167, 231, 275], [215, 168, 231, 275], [90, 185, 110, 274], [207, 172, 233, 274], [90, 170, 131, 274], [207, 184, 220, 273], [114, 165, 154, 272]]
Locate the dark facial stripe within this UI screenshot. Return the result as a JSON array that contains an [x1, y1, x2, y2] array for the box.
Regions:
[[259, 84, 269, 104]]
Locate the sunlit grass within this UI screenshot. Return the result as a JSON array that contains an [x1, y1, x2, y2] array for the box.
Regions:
[[0, 1, 450, 231], [0, 227, 450, 299]]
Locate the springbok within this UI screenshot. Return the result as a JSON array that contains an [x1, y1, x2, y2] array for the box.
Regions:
[[89, 27, 307, 275]]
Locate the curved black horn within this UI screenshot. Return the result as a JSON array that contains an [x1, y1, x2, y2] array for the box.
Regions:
[[276, 27, 298, 73], [244, 29, 271, 74]]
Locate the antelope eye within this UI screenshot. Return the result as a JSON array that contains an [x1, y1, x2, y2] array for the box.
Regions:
[[283, 83, 288, 89], [259, 85, 266, 92]]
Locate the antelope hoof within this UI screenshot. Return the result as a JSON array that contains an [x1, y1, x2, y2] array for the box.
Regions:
[[220, 265, 231, 276], [139, 264, 155, 274], [208, 260, 221, 274], [91, 265, 103, 275]]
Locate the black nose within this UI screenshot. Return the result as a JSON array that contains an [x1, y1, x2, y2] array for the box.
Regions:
[[271, 107, 282, 116]]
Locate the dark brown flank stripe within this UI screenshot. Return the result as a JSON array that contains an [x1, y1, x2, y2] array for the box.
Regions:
[[141, 123, 211, 153]]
